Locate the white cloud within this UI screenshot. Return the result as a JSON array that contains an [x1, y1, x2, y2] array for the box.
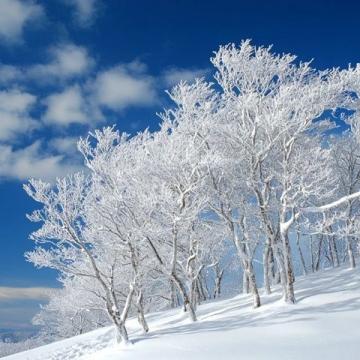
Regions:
[[43, 86, 89, 126], [93, 62, 157, 111], [64, 0, 100, 27], [42, 61, 157, 126], [0, 64, 23, 85], [28, 43, 94, 81], [162, 67, 210, 87], [0, 43, 94, 85], [49, 136, 79, 155], [0, 141, 81, 181], [0, 89, 37, 141], [0, 0, 44, 43], [0, 287, 55, 301]]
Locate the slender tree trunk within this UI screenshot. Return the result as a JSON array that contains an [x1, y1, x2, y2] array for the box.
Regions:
[[235, 219, 261, 308], [108, 283, 134, 345], [347, 237, 356, 269], [263, 239, 272, 294], [296, 229, 307, 275], [170, 280, 180, 308], [269, 244, 281, 286], [136, 291, 149, 333], [115, 322, 130, 345], [315, 234, 323, 271], [310, 235, 315, 273], [199, 272, 211, 300], [331, 236, 339, 267], [197, 277, 207, 301], [269, 246, 277, 284], [190, 279, 198, 310], [80, 244, 132, 344], [242, 270, 250, 294], [280, 230, 295, 304], [273, 241, 287, 293], [245, 262, 261, 308], [213, 264, 224, 298], [327, 236, 334, 267], [274, 266, 281, 284], [171, 272, 197, 321], [346, 202, 356, 268]]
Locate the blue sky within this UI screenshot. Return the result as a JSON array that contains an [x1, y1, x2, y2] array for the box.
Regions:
[[0, 0, 359, 332]]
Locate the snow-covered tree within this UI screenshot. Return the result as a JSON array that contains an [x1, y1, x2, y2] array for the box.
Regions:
[[24, 40, 360, 345], [24, 173, 136, 344]]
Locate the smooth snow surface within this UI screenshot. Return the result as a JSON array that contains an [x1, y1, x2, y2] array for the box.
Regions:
[[4, 266, 360, 359]]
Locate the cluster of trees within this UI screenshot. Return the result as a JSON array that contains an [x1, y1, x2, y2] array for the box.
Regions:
[[24, 40, 360, 346]]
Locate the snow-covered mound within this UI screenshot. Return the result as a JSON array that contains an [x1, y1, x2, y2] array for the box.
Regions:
[[4, 266, 360, 360]]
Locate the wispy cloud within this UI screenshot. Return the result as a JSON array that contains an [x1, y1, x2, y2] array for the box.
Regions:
[[0, 0, 44, 44], [0, 64, 23, 85], [0, 287, 57, 332], [28, 43, 95, 82], [0, 89, 38, 142], [0, 40, 210, 185], [92, 61, 157, 111], [0, 43, 94, 86], [49, 136, 80, 156], [63, 0, 102, 28], [0, 287, 56, 301], [0, 141, 82, 181], [162, 67, 210, 87]]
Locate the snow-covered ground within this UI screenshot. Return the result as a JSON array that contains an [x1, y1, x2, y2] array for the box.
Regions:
[[4, 265, 360, 360]]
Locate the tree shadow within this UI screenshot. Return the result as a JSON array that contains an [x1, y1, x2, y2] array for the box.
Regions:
[[131, 267, 360, 345]]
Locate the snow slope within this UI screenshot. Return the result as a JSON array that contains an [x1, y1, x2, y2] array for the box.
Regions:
[[4, 266, 360, 360]]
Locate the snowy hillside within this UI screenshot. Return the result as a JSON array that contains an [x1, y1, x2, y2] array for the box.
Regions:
[[4, 265, 360, 360]]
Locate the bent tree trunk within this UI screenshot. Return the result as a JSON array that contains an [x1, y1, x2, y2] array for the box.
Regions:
[[171, 272, 197, 321], [107, 283, 134, 345], [81, 244, 134, 344], [115, 321, 130, 344], [144, 234, 197, 322]]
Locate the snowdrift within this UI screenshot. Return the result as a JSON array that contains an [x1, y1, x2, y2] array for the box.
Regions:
[[4, 265, 360, 360]]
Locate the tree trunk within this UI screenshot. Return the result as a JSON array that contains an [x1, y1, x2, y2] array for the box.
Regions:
[[347, 237, 356, 269], [310, 235, 315, 273], [246, 262, 261, 308], [136, 291, 149, 333], [170, 280, 180, 308], [263, 239, 272, 294], [296, 229, 307, 275], [213, 265, 224, 298], [171, 272, 197, 321], [242, 271, 249, 294], [115, 322, 130, 345], [315, 234, 323, 271], [198, 275, 209, 301], [114, 283, 134, 344], [280, 231, 295, 304], [190, 279, 198, 310], [330, 236, 339, 267]]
